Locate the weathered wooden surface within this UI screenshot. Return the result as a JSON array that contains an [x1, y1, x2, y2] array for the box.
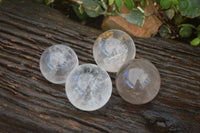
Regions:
[[0, 0, 200, 133]]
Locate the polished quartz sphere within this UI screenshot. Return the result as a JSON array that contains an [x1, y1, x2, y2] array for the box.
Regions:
[[93, 30, 136, 73], [65, 64, 112, 111], [40, 45, 78, 84], [116, 59, 160, 104]]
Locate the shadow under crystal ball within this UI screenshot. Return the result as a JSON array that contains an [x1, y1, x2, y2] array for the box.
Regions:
[[65, 64, 112, 111], [93, 30, 136, 73], [40, 45, 78, 84], [116, 59, 161, 104]]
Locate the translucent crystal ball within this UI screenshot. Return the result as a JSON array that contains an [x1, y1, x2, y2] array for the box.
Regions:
[[65, 64, 112, 111], [116, 59, 161, 104], [40, 45, 78, 84], [93, 30, 136, 73]]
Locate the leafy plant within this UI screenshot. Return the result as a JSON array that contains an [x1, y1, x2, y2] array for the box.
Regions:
[[71, 0, 146, 27], [178, 24, 195, 38], [40, 0, 200, 46], [121, 7, 145, 27], [190, 25, 200, 46], [159, 0, 200, 46], [159, 25, 172, 38], [45, 0, 54, 5], [177, 0, 200, 18], [190, 37, 200, 46]]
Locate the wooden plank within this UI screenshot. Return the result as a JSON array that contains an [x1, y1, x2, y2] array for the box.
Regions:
[[0, 0, 200, 132]]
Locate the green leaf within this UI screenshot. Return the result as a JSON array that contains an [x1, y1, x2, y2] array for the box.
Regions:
[[0, 0, 2, 2], [124, 0, 134, 10], [196, 25, 200, 31], [165, 8, 175, 19], [109, 0, 114, 5], [45, 0, 54, 5], [73, 4, 88, 20], [179, 26, 192, 38], [173, 14, 186, 25], [177, 0, 200, 18], [160, 0, 172, 9], [79, 5, 84, 14], [140, 0, 146, 7], [100, 0, 108, 10], [103, 0, 108, 3], [115, 0, 123, 12], [172, 0, 179, 5], [159, 25, 171, 39], [121, 9, 145, 27], [197, 32, 200, 38], [82, 0, 103, 17], [190, 37, 200, 46], [178, 24, 196, 29], [84, 9, 99, 17], [115, 0, 123, 7]]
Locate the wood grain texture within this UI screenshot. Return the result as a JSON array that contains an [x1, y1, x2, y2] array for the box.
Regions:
[[0, 0, 200, 133]]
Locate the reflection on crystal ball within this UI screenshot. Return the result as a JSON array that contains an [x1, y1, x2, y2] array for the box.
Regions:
[[40, 45, 78, 84], [116, 59, 160, 104], [65, 64, 112, 111], [93, 30, 136, 73]]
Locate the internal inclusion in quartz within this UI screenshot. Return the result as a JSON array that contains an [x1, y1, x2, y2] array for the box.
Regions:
[[40, 45, 78, 84], [65, 64, 112, 111], [116, 59, 161, 104], [93, 30, 136, 72]]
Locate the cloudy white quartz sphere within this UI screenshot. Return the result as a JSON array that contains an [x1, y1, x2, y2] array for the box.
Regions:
[[93, 30, 136, 73], [65, 64, 112, 111], [116, 59, 161, 104], [40, 45, 78, 84]]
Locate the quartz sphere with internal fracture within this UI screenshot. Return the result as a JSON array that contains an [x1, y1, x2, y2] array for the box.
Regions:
[[116, 59, 161, 104], [40, 45, 78, 84], [93, 30, 136, 72], [65, 64, 112, 111]]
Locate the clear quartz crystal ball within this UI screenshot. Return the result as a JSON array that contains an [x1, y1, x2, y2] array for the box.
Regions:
[[93, 30, 136, 73], [116, 59, 161, 104], [65, 64, 112, 111], [40, 45, 78, 84]]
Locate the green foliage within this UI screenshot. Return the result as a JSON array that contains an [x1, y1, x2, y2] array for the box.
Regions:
[[69, 0, 146, 27], [197, 25, 200, 38], [172, 0, 179, 5], [177, 0, 200, 18], [109, 0, 114, 5], [159, 0, 200, 46], [179, 26, 192, 38], [165, 8, 175, 20], [189, 25, 200, 46], [198, 33, 200, 39], [42, 0, 199, 46], [124, 0, 134, 10], [190, 37, 200, 46], [140, 0, 145, 7], [115, 0, 123, 12], [173, 14, 186, 25], [0, 0, 2, 3], [45, 0, 54, 5], [73, 4, 87, 19], [121, 8, 145, 27], [159, 25, 171, 39], [81, 0, 104, 17], [160, 0, 172, 9]]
